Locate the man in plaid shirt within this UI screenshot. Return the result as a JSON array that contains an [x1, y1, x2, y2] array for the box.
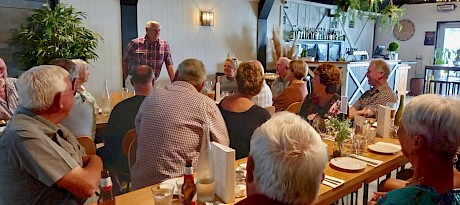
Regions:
[[349, 59, 397, 119], [122, 21, 175, 84]]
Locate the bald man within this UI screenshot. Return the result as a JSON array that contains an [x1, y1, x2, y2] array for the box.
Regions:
[[122, 21, 175, 85]]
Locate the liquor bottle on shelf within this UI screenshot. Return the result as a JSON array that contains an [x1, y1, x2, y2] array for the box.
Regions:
[[394, 94, 405, 127], [98, 170, 116, 205], [196, 123, 215, 203], [101, 79, 111, 114], [181, 158, 197, 205]]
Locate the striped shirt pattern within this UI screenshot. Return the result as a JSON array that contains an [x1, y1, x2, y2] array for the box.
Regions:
[[123, 36, 173, 79], [131, 81, 229, 190]]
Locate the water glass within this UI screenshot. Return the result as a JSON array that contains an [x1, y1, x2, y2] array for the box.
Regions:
[[121, 87, 129, 100], [353, 134, 367, 155], [176, 179, 183, 203], [152, 183, 175, 205], [235, 170, 246, 198], [367, 127, 377, 144]]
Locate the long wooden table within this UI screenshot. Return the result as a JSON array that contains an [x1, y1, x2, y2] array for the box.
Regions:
[[93, 137, 407, 205]]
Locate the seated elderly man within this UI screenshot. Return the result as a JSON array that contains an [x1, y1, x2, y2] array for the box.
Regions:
[[349, 59, 397, 119], [0, 58, 19, 121], [97, 65, 154, 194], [0, 65, 102, 204], [237, 112, 328, 205], [131, 58, 229, 190], [271, 57, 291, 99]]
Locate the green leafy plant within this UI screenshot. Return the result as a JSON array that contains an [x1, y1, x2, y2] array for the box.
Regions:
[[10, 4, 101, 69], [326, 117, 351, 143], [378, 4, 405, 31], [434, 48, 454, 65], [388, 41, 400, 52]]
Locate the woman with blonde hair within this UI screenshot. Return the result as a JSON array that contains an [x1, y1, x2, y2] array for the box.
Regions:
[[273, 60, 308, 111], [218, 61, 271, 159]]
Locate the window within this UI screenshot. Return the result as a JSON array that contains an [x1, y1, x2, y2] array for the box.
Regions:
[[436, 21, 460, 64]]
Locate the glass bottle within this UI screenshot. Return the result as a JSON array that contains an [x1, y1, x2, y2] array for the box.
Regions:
[[394, 94, 405, 127], [101, 79, 111, 114], [196, 123, 215, 202], [98, 170, 116, 205], [181, 158, 197, 205]]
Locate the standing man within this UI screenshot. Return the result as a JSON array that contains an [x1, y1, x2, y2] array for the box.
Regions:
[[271, 57, 291, 100], [131, 59, 229, 190], [349, 59, 397, 119], [122, 21, 175, 84], [0, 65, 102, 204]]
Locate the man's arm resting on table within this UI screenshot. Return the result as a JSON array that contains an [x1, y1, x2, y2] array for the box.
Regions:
[[167, 64, 175, 82], [348, 106, 373, 119], [56, 155, 103, 198]]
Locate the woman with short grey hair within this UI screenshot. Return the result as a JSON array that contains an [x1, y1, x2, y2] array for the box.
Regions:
[[372, 94, 460, 204]]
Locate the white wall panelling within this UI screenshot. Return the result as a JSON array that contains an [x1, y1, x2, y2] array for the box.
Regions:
[[137, 0, 258, 89], [61, 0, 122, 105]]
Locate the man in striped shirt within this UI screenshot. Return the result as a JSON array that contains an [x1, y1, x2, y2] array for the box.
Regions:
[[131, 59, 229, 190], [122, 21, 175, 84], [349, 59, 397, 119]]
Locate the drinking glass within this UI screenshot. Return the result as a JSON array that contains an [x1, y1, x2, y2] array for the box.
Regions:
[[235, 170, 246, 198], [367, 127, 377, 144], [176, 179, 184, 203], [152, 183, 175, 205]]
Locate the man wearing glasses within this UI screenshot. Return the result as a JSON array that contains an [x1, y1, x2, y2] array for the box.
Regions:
[[0, 65, 102, 204], [348, 59, 397, 119], [122, 21, 175, 85]]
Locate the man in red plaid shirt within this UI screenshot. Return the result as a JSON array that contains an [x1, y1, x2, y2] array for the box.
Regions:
[[122, 21, 175, 84]]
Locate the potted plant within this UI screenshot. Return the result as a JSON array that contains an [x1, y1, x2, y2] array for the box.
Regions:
[[378, 4, 405, 31], [326, 117, 351, 158], [388, 41, 400, 60], [10, 4, 101, 69]]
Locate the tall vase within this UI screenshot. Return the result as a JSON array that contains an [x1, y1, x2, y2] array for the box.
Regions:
[[332, 141, 344, 158]]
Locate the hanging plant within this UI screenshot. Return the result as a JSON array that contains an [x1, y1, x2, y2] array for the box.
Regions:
[[378, 4, 405, 31], [10, 3, 102, 69]]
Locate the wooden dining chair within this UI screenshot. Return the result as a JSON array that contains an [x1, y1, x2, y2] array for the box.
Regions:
[[264, 105, 276, 116], [76, 136, 96, 155], [128, 139, 137, 171], [286, 101, 303, 114], [122, 129, 137, 157]]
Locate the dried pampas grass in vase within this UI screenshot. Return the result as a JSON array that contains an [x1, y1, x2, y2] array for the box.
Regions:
[[270, 27, 298, 63]]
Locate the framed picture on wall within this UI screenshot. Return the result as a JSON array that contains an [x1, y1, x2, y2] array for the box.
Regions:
[[424, 31, 435, 46]]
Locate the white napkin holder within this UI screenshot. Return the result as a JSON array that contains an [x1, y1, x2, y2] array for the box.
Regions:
[[340, 96, 348, 114], [377, 105, 391, 138], [211, 142, 235, 203]]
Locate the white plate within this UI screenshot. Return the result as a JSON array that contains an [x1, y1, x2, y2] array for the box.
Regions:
[[330, 157, 367, 171], [368, 143, 401, 154], [161, 177, 183, 195]]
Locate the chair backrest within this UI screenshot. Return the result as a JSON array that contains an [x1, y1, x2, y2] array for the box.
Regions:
[[76, 136, 96, 155], [286, 101, 303, 114], [122, 129, 137, 157], [128, 139, 137, 171], [265, 105, 276, 116]]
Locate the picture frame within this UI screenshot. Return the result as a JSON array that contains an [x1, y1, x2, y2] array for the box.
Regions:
[[424, 31, 435, 46]]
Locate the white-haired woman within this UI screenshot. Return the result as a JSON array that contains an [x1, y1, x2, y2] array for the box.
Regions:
[[72, 59, 98, 107], [370, 94, 460, 204], [238, 112, 328, 205]]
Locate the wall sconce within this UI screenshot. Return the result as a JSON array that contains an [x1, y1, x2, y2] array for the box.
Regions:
[[201, 11, 214, 26]]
